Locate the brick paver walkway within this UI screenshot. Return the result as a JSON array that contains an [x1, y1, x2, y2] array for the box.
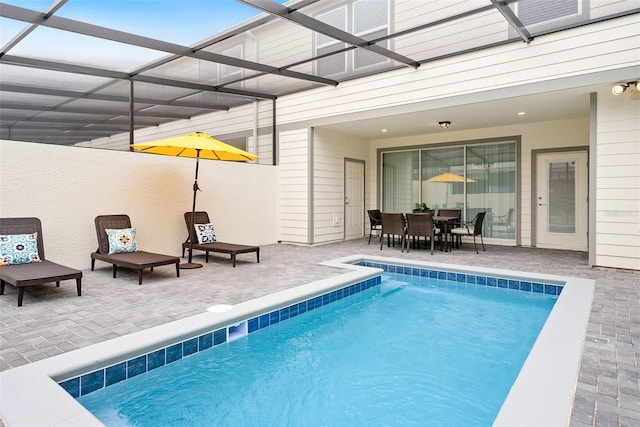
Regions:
[[1, 240, 638, 426]]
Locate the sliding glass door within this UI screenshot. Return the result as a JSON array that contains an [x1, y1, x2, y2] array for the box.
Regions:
[[381, 150, 418, 213], [381, 140, 516, 240]]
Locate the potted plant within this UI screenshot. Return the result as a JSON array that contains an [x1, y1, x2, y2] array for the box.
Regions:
[[413, 202, 428, 212]]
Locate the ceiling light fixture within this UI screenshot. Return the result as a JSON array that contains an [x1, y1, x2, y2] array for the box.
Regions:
[[611, 81, 638, 95], [438, 121, 451, 129]]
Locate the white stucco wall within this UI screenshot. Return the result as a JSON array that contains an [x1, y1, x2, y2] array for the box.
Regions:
[[0, 140, 278, 269]]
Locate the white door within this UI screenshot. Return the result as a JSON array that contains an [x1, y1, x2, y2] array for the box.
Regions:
[[345, 160, 365, 239], [536, 151, 588, 251]]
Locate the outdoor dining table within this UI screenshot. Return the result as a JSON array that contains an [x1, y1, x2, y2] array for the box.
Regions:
[[433, 215, 460, 252]]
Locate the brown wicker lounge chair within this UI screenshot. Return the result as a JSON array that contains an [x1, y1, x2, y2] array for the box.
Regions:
[[0, 217, 82, 306], [183, 212, 260, 267], [91, 215, 179, 285]]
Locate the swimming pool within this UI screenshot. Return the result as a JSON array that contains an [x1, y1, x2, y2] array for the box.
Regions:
[[76, 271, 557, 425], [0, 255, 594, 426]]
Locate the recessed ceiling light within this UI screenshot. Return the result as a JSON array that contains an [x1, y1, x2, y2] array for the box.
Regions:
[[381, 129, 388, 133], [517, 111, 526, 116]]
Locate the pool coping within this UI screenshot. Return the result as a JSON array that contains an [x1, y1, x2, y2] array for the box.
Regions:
[[0, 255, 594, 427]]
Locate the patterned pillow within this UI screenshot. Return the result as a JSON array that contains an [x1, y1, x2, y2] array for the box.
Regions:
[[194, 223, 216, 244], [0, 232, 42, 265], [105, 228, 139, 254]]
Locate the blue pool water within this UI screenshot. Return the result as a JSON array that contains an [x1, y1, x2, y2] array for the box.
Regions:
[[78, 272, 557, 426]]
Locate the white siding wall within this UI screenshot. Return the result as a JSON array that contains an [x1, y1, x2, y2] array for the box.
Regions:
[[313, 128, 369, 244], [279, 129, 310, 243], [0, 140, 277, 269], [77, 100, 274, 164], [277, 15, 639, 124], [594, 90, 640, 270]]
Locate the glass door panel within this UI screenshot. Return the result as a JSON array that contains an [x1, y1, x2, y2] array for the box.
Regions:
[[547, 161, 576, 233]]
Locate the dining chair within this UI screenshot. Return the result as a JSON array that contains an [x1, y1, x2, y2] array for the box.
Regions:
[[437, 209, 462, 248], [450, 212, 487, 254], [367, 209, 383, 245], [380, 213, 406, 252], [405, 213, 441, 255]]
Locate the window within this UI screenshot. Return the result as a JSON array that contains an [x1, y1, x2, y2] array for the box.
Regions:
[[315, 0, 389, 77], [381, 141, 517, 240], [199, 45, 243, 85], [381, 150, 418, 212], [316, 7, 348, 76], [353, 0, 389, 70], [516, 0, 585, 28], [221, 45, 243, 83]]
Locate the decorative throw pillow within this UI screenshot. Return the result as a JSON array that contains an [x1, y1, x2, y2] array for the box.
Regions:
[[194, 223, 216, 244], [105, 228, 139, 254], [0, 232, 42, 265]]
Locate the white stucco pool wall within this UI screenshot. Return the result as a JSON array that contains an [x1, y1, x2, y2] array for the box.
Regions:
[[0, 255, 594, 427]]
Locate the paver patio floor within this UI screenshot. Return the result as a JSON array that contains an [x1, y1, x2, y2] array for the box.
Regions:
[[1, 239, 638, 426]]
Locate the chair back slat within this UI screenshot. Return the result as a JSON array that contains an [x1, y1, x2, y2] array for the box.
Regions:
[[367, 209, 382, 227], [184, 211, 211, 243], [0, 217, 46, 260], [473, 211, 486, 235], [94, 215, 132, 255], [406, 213, 434, 237], [437, 209, 461, 218], [381, 213, 405, 235]]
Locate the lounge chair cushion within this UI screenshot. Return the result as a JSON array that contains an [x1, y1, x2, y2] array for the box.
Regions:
[[105, 228, 139, 254], [194, 223, 217, 243], [0, 232, 42, 265]]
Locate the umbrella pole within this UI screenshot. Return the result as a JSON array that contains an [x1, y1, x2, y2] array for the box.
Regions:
[[182, 152, 203, 269]]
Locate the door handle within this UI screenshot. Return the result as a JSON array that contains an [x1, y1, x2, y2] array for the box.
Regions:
[[538, 203, 546, 206]]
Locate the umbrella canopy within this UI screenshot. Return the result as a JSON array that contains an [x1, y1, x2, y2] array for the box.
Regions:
[[131, 131, 258, 161], [425, 172, 476, 209], [130, 131, 257, 268], [426, 172, 476, 183]]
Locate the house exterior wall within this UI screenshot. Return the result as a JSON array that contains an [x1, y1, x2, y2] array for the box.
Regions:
[[279, 129, 311, 243], [369, 117, 590, 248], [63, 6, 640, 269], [594, 89, 640, 270], [76, 100, 275, 165], [312, 128, 369, 244], [0, 140, 277, 269], [276, 14, 638, 125]]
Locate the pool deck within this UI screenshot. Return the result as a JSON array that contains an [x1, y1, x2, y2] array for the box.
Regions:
[[1, 239, 638, 426]]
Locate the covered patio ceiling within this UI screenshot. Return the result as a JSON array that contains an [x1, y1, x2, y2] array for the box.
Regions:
[[1, 0, 638, 145]]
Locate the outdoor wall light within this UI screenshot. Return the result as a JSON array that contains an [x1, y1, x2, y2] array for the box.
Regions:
[[611, 81, 638, 95], [438, 121, 451, 128]]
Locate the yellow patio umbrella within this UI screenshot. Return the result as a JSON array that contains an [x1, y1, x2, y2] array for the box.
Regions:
[[425, 172, 476, 208], [426, 172, 476, 183], [131, 132, 258, 269]]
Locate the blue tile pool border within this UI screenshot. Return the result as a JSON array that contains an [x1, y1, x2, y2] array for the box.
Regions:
[[59, 262, 563, 399], [354, 261, 564, 297], [59, 275, 382, 399]]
